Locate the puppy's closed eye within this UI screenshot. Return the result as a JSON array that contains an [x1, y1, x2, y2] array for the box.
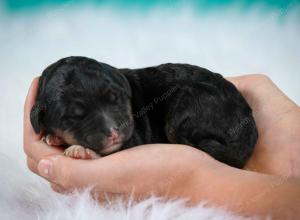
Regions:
[[108, 92, 119, 102], [62, 104, 85, 128], [67, 103, 85, 118], [62, 118, 78, 128]]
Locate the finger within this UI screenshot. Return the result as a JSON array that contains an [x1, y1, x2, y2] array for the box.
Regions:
[[92, 191, 128, 204], [37, 154, 126, 192], [24, 139, 64, 163], [50, 182, 123, 203], [226, 74, 264, 92], [23, 78, 64, 162], [50, 183, 66, 193], [227, 74, 297, 113], [23, 77, 42, 144], [46, 135, 66, 146], [37, 144, 208, 196], [27, 156, 38, 174]]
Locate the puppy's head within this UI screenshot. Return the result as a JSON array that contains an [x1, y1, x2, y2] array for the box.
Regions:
[[30, 56, 133, 155]]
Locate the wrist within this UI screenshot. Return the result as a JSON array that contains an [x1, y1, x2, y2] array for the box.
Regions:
[[189, 162, 300, 219]]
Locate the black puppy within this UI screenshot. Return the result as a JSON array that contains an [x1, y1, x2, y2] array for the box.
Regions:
[[31, 56, 258, 168]]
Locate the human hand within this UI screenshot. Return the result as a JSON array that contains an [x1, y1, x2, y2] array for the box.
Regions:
[[23, 76, 300, 219], [23, 78, 66, 190], [23, 78, 217, 198], [227, 74, 300, 177], [24, 74, 300, 188]]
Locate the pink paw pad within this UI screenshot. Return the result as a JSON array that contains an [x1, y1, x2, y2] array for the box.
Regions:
[[64, 145, 100, 159]]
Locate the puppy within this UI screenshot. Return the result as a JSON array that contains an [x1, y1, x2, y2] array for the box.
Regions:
[[31, 56, 258, 168]]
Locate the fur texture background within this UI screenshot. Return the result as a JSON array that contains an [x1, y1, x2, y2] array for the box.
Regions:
[[0, 3, 299, 219]]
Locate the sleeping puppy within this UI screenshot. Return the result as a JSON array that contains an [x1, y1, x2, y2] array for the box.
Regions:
[[31, 56, 258, 168]]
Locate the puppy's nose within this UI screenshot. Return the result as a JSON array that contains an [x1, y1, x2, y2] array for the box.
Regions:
[[107, 128, 119, 142]]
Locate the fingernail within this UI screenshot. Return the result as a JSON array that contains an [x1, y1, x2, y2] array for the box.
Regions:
[[38, 159, 53, 178]]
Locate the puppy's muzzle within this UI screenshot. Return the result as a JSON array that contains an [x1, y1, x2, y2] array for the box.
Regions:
[[85, 127, 121, 150]]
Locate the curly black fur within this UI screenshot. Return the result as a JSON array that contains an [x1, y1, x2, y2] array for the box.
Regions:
[[31, 56, 258, 168]]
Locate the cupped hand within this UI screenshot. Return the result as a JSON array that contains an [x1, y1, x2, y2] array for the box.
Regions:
[[24, 74, 300, 194], [227, 74, 300, 177], [23, 76, 300, 219], [23, 78, 217, 199]]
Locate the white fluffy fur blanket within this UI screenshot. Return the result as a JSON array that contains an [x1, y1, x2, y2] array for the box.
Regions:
[[0, 3, 299, 219]]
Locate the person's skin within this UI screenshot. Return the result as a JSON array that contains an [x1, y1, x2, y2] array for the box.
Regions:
[[23, 74, 300, 219], [228, 75, 300, 177]]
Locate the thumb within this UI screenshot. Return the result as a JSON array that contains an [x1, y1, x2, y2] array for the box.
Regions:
[[37, 155, 114, 190], [37, 153, 132, 192], [37, 155, 75, 188]]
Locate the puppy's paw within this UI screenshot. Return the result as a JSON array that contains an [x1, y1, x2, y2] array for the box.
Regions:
[[44, 135, 65, 146], [64, 145, 100, 160]]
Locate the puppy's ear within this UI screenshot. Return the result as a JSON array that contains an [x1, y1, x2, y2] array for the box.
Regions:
[[101, 64, 132, 98], [30, 103, 44, 134], [113, 70, 131, 98], [119, 73, 132, 98]]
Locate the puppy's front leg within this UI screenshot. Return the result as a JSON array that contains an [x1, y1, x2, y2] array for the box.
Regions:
[[44, 134, 100, 159], [64, 145, 101, 159]]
